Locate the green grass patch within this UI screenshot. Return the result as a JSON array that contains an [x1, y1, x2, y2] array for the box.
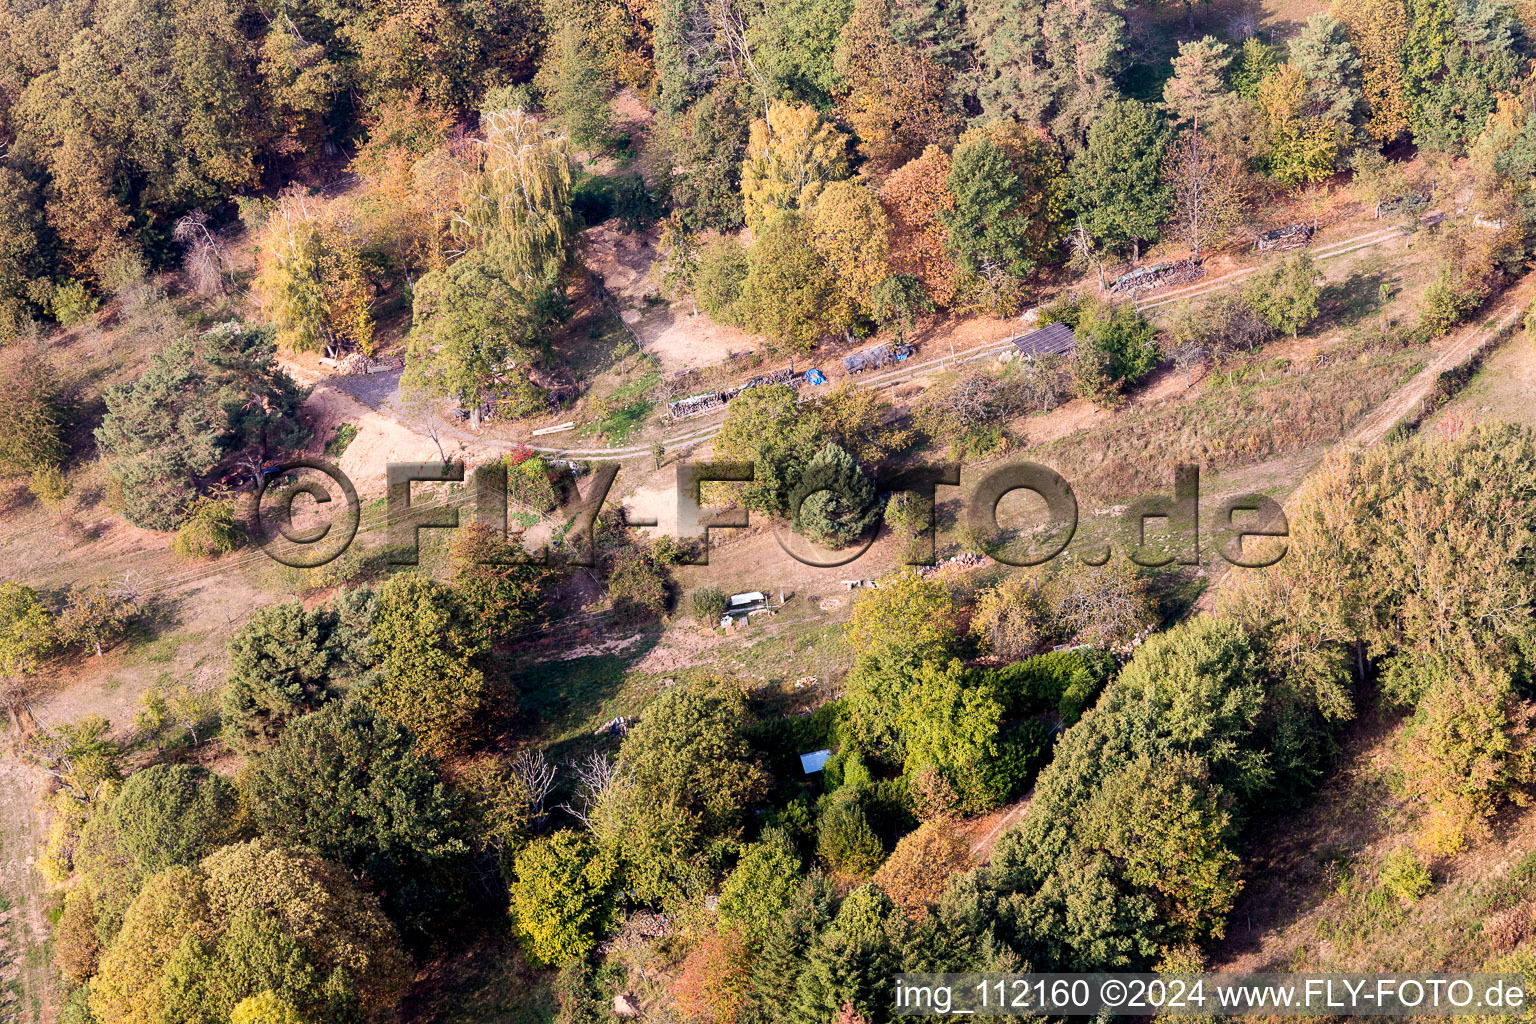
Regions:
[[324, 422, 359, 459], [509, 645, 664, 748], [593, 369, 660, 444]]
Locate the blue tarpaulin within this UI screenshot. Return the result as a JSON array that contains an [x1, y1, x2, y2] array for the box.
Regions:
[[805, 368, 826, 385]]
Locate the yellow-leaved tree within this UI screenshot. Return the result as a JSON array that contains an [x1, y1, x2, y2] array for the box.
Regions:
[[254, 190, 375, 357], [808, 179, 892, 312], [454, 108, 576, 277], [1257, 63, 1342, 187], [1332, 0, 1411, 142], [740, 101, 851, 231]]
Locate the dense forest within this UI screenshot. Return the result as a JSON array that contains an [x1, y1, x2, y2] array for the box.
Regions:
[[4, 0, 1536, 1020]]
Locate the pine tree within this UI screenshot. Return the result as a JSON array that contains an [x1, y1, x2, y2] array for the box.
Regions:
[[967, 0, 1125, 143], [1289, 14, 1364, 131], [941, 126, 1066, 313], [792, 885, 904, 1023], [742, 875, 835, 1024], [1068, 100, 1171, 260], [1162, 36, 1232, 129], [791, 442, 881, 547]]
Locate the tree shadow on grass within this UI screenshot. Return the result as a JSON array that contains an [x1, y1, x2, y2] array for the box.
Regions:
[[1320, 269, 1392, 330], [502, 629, 664, 759]]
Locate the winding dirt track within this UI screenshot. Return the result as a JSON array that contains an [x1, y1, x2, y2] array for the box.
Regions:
[[1344, 300, 1523, 447], [435, 223, 1419, 461]]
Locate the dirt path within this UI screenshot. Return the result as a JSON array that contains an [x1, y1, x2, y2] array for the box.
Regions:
[[0, 757, 58, 1024], [963, 789, 1034, 864], [314, 221, 1427, 466], [1344, 299, 1524, 447], [1192, 286, 1531, 613]]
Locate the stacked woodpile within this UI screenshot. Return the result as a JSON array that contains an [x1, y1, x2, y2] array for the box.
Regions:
[[1107, 257, 1204, 295], [1253, 222, 1314, 253], [667, 364, 798, 419]]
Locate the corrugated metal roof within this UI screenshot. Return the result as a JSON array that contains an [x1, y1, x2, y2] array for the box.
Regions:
[[1010, 320, 1077, 358]]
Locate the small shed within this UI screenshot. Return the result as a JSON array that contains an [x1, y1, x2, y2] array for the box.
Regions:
[[800, 749, 833, 774], [1010, 320, 1076, 359], [729, 591, 766, 607]]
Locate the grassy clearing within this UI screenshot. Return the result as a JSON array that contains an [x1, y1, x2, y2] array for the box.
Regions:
[[1031, 343, 1426, 506]]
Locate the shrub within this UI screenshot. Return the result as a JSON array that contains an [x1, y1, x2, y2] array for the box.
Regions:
[[50, 279, 98, 327], [510, 831, 618, 967], [241, 700, 469, 932], [0, 344, 66, 476], [171, 497, 243, 559], [976, 718, 1054, 802], [1419, 274, 1484, 336], [322, 422, 358, 458], [983, 649, 1114, 724], [695, 239, 751, 322], [816, 791, 885, 879], [1070, 295, 1159, 405], [899, 659, 1006, 813], [448, 522, 548, 641], [909, 765, 960, 820], [505, 448, 560, 511], [29, 465, 69, 505], [53, 887, 102, 983], [883, 491, 931, 538], [606, 546, 672, 621], [690, 586, 728, 626], [1379, 849, 1433, 904], [230, 992, 310, 1024]]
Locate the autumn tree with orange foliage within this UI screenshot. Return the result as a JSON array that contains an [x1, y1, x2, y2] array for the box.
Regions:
[[674, 929, 754, 1024], [880, 147, 960, 307], [834, 0, 961, 169], [871, 816, 970, 919], [835, 1003, 870, 1024], [351, 98, 472, 273]]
